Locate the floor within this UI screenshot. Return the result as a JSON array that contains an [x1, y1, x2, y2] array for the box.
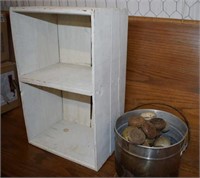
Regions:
[[1, 106, 199, 177]]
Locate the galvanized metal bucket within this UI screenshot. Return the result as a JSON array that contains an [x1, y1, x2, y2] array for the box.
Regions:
[[114, 103, 189, 177]]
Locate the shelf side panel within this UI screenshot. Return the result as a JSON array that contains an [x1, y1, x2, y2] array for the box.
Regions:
[[20, 83, 63, 140], [109, 10, 120, 153], [92, 9, 113, 170], [110, 10, 128, 152], [92, 9, 128, 170], [58, 15, 92, 66], [10, 11, 59, 76]]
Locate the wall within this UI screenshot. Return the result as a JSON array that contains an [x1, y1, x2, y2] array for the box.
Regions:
[[1, 0, 200, 20]]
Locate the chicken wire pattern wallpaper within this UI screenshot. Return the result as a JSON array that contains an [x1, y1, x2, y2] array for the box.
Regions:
[[1, 0, 200, 20]]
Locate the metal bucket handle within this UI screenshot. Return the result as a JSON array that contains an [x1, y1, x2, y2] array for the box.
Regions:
[[130, 102, 190, 155]]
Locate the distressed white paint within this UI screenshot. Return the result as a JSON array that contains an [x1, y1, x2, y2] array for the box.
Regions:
[[92, 9, 112, 169], [10, 7, 128, 171], [91, 8, 128, 169], [109, 9, 128, 152]]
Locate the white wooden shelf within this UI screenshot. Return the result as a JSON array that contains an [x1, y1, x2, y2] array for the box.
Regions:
[[11, 6, 128, 171], [30, 119, 95, 169], [20, 63, 92, 96]]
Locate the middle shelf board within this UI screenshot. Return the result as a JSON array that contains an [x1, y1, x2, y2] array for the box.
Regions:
[[20, 63, 93, 96]]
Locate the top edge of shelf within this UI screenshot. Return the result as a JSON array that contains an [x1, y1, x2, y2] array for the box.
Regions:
[[10, 6, 121, 15]]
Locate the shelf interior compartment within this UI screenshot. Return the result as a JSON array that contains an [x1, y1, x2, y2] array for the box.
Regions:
[[13, 12, 92, 95], [21, 83, 95, 169], [20, 63, 92, 96], [58, 14, 92, 66]]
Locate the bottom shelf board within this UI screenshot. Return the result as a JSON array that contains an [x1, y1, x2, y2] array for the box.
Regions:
[[29, 119, 96, 170]]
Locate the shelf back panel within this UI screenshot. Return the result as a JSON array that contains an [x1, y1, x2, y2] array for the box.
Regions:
[[58, 15, 91, 66], [63, 91, 92, 128]]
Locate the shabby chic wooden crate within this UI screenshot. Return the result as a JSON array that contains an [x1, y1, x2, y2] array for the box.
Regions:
[[10, 6, 128, 171]]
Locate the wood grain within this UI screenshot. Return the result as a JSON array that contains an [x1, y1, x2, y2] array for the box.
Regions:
[[125, 17, 199, 177], [1, 17, 199, 177]]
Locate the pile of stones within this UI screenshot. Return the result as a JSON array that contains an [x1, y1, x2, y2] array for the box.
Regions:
[[122, 112, 171, 147]]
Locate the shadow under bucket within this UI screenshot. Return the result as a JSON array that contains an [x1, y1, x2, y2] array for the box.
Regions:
[[114, 107, 189, 177]]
